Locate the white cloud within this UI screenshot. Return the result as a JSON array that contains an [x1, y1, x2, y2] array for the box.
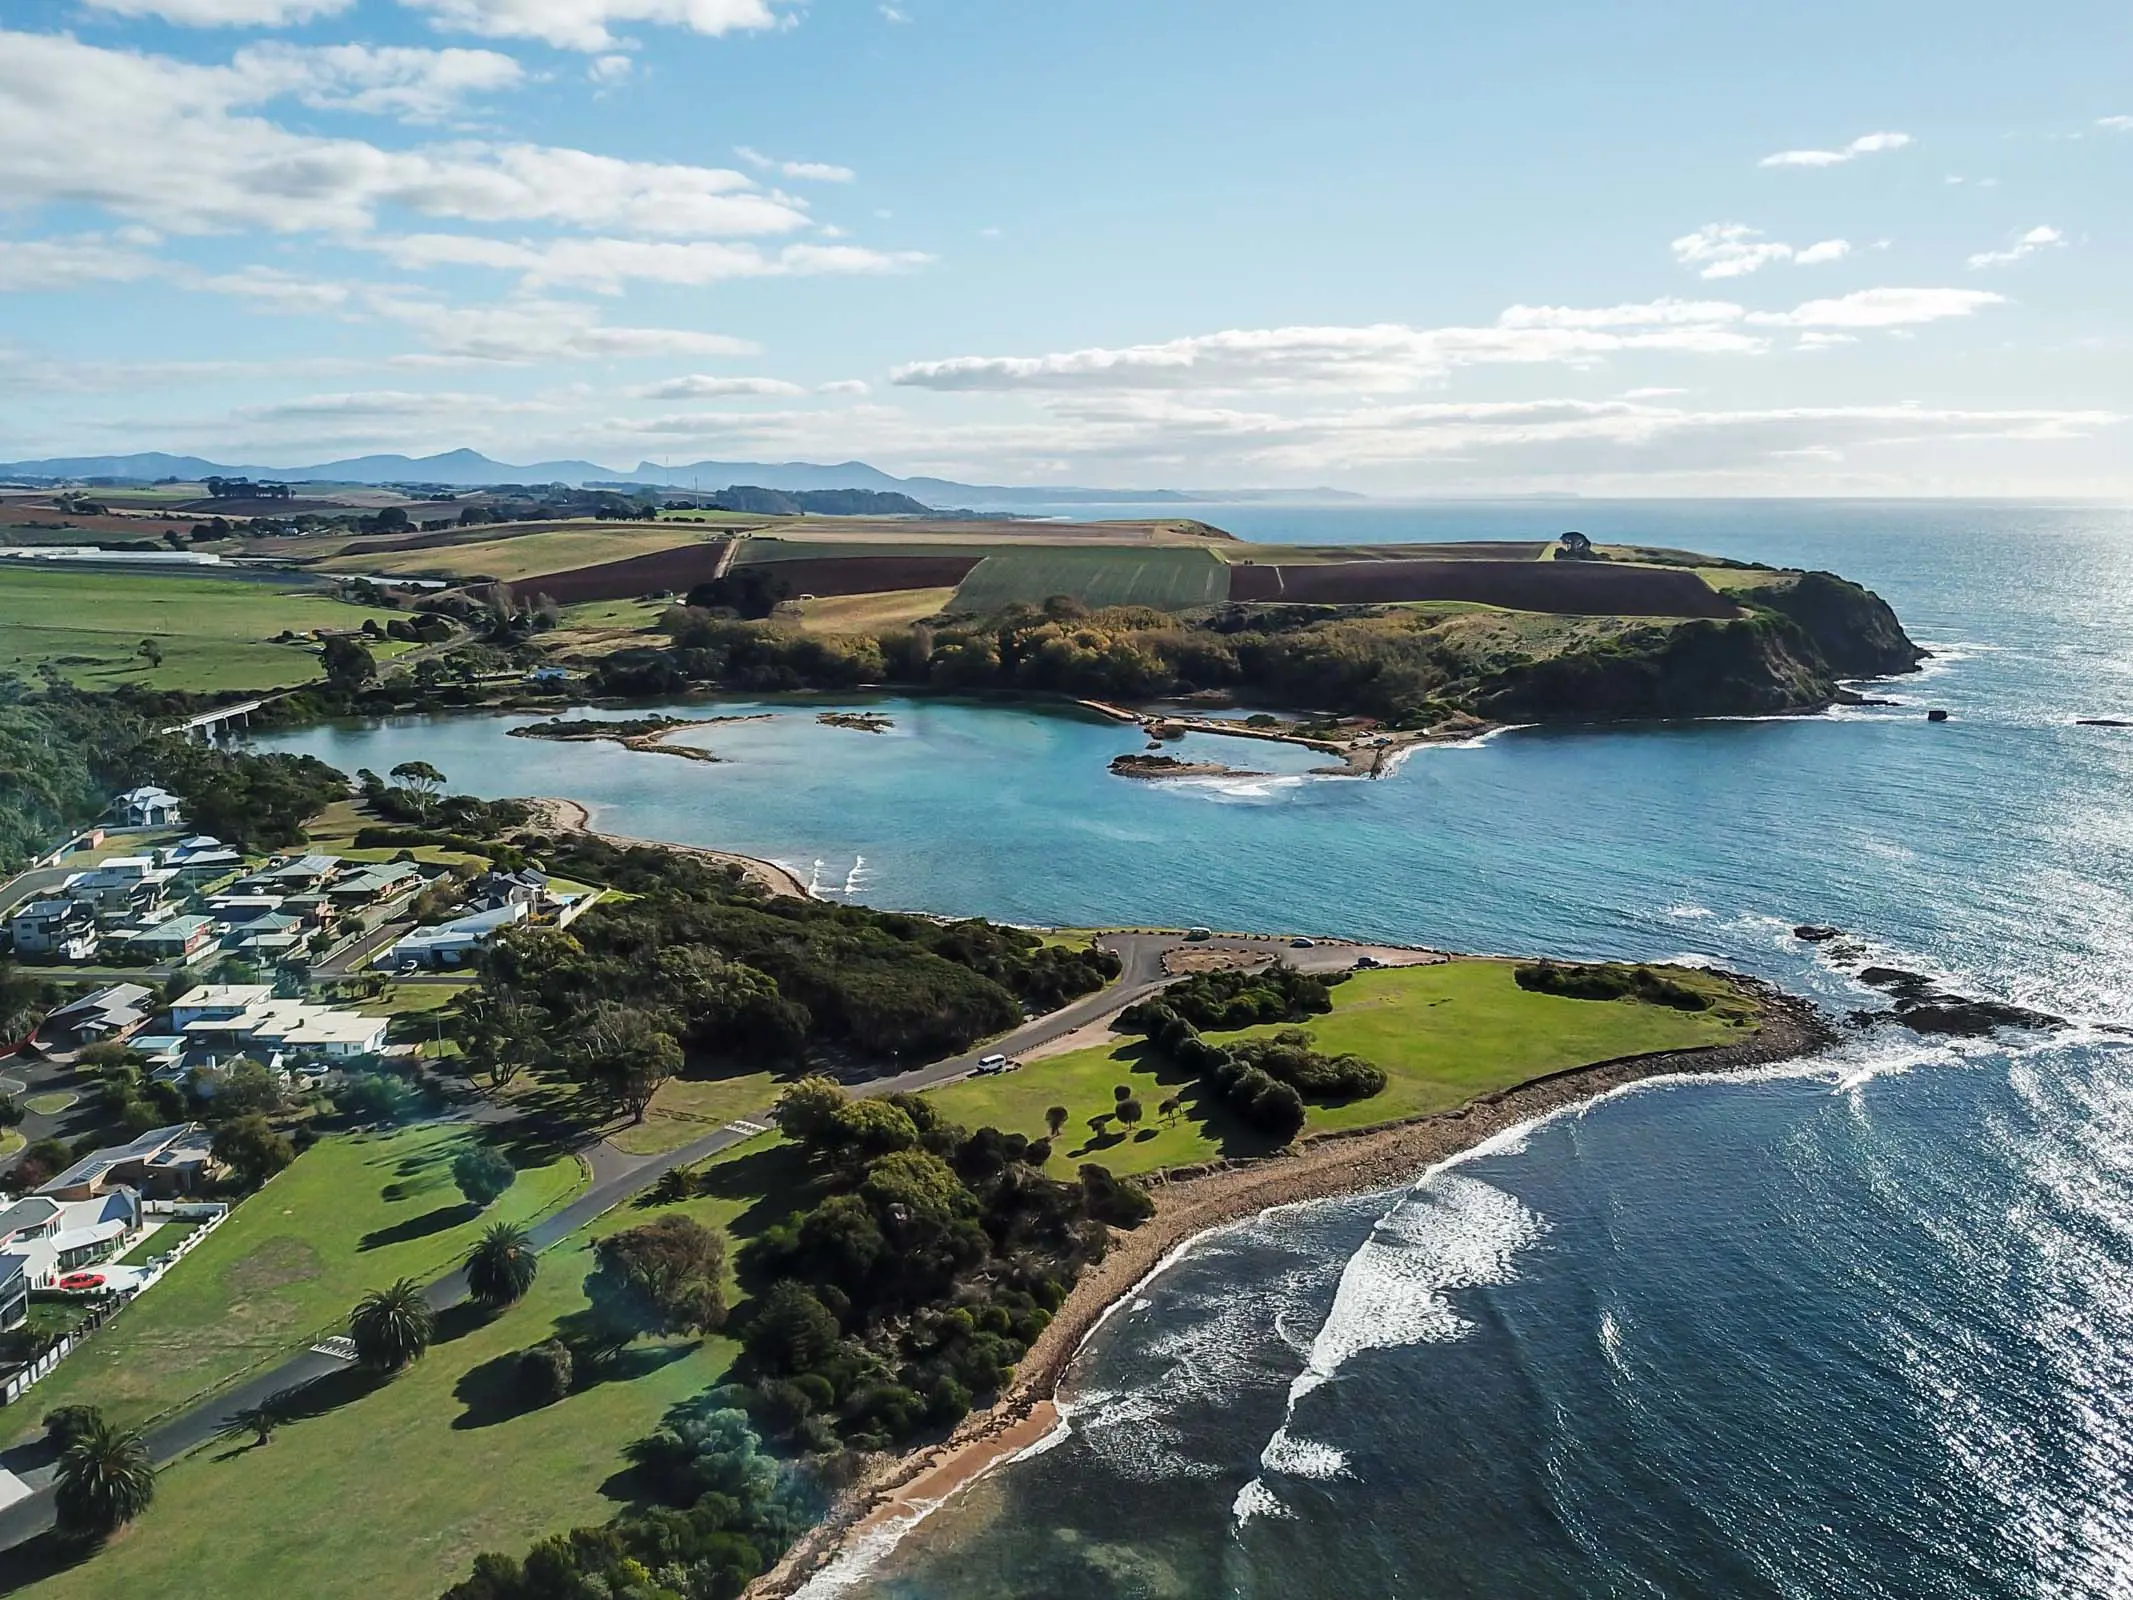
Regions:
[[1623, 386, 1687, 398], [229, 42, 526, 123], [2097, 116, 2133, 132], [0, 234, 163, 290], [589, 54, 633, 84], [190, 265, 356, 312], [1745, 286, 2006, 328], [81, 0, 351, 25], [379, 297, 759, 364], [235, 388, 559, 421], [396, 0, 785, 51], [0, 31, 810, 238], [735, 146, 855, 183], [1759, 130, 1913, 168], [383, 233, 927, 290], [1671, 223, 1851, 278], [636, 374, 807, 398], [895, 303, 1768, 393], [818, 379, 869, 395], [1968, 224, 2064, 269], [879, 3, 908, 19]]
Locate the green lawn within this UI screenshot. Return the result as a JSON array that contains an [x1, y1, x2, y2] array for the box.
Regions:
[[18, 1136, 799, 1600], [11, 1124, 587, 1437], [0, 566, 397, 692], [927, 960, 1760, 1178]]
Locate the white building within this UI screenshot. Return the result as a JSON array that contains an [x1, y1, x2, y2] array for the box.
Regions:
[[0, 1189, 143, 1294], [109, 786, 184, 828], [389, 900, 528, 970], [170, 985, 388, 1060], [9, 898, 100, 961]]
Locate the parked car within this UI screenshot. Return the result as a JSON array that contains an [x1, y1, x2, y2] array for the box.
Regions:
[[975, 1053, 1009, 1075], [1290, 937, 1317, 948], [1354, 955, 1384, 970], [57, 1272, 106, 1292], [1184, 926, 1213, 941]]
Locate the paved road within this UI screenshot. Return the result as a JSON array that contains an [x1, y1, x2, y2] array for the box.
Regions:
[[0, 928, 1397, 1550]]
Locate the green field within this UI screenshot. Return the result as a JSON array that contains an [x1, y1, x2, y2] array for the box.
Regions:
[[951, 545, 1233, 611], [319, 525, 719, 582], [927, 960, 1760, 1177], [17, 1135, 798, 1600], [0, 567, 397, 692], [11, 1124, 587, 1436]]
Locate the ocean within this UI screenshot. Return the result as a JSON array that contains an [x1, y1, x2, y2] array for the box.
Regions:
[[254, 500, 2133, 1599]]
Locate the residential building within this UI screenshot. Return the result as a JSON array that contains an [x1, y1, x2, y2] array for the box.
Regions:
[[37, 1124, 219, 1201], [206, 893, 286, 924], [34, 983, 154, 1052], [0, 1253, 26, 1332], [0, 1189, 142, 1287], [170, 986, 388, 1060], [225, 913, 306, 960], [389, 900, 528, 969], [61, 857, 178, 921], [237, 853, 341, 894], [108, 786, 183, 828], [327, 860, 422, 908], [9, 898, 100, 962], [160, 835, 244, 881], [128, 914, 217, 963]]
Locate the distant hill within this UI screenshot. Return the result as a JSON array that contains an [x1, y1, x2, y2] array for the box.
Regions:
[[674, 485, 936, 516], [0, 448, 1362, 508]]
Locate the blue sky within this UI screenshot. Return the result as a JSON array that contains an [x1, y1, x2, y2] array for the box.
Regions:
[[1, 0, 2127, 492]]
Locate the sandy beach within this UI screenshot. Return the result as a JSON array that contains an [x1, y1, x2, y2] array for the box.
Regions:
[[749, 980, 1834, 1598], [524, 795, 816, 899]]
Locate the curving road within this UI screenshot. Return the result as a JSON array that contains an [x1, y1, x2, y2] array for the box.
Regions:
[[0, 928, 1403, 1551]]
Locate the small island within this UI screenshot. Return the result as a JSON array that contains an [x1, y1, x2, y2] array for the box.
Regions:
[[817, 711, 895, 733], [508, 712, 772, 762], [1108, 751, 1269, 780]]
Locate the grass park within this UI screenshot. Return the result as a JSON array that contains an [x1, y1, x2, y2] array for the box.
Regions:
[[928, 959, 1761, 1179], [0, 567, 396, 693], [9, 1124, 585, 1439], [15, 1135, 798, 1600]]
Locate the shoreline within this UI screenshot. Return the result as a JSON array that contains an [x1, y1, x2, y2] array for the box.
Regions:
[[749, 977, 1835, 1598], [523, 795, 817, 900], [1076, 698, 1499, 778]]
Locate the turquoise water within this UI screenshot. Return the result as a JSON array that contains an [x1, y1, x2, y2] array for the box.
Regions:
[[253, 502, 2133, 1598]]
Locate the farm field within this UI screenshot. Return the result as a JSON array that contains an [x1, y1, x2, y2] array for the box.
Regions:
[[16, 1137, 799, 1600], [1226, 557, 1736, 615], [926, 960, 1760, 1178], [10, 1124, 586, 1437], [951, 545, 1233, 611], [317, 525, 716, 582], [0, 566, 395, 691], [791, 587, 959, 633]]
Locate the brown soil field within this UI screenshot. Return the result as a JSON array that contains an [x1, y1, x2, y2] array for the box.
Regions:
[[1228, 558, 1738, 617], [502, 540, 739, 603], [746, 554, 984, 598], [1234, 539, 1550, 564]]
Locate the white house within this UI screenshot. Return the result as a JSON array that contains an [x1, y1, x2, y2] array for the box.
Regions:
[[9, 898, 100, 961], [0, 1189, 143, 1290], [389, 899, 528, 970], [109, 786, 184, 828], [169, 985, 388, 1060]]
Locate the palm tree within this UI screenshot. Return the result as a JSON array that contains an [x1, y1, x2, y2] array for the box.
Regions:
[[1045, 1105, 1069, 1140], [349, 1278, 437, 1373], [220, 1389, 298, 1448], [465, 1221, 539, 1312], [53, 1415, 156, 1542]]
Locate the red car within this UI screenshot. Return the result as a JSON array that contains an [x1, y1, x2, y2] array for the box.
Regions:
[[56, 1272, 106, 1292]]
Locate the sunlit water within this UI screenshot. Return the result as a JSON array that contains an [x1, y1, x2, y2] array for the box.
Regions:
[[255, 502, 2133, 1598]]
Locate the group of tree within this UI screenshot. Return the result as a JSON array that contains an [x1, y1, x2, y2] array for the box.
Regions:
[[1513, 959, 1713, 1011], [458, 838, 1117, 1124], [355, 764, 529, 840], [1117, 992, 1386, 1144], [1119, 962, 1344, 1033], [442, 1080, 1153, 1600]]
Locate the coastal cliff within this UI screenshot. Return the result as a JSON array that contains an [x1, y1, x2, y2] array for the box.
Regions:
[[1739, 569, 1928, 678]]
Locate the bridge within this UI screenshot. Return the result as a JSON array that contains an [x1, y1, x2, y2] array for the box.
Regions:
[[159, 696, 273, 739]]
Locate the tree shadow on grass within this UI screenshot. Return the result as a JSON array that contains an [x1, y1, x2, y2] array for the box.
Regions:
[[690, 1141, 812, 1243], [452, 1336, 697, 1432], [432, 1298, 493, 1347], [360, 1202, 472, 1251], [0, 1531, 98, 1596]]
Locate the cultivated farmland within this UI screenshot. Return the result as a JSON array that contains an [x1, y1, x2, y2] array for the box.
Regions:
[[1226, 558, 1737, 617], [951, 545, 1234, 611]]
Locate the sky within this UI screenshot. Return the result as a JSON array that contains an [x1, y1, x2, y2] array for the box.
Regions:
[[1, 0, 2128, 494]]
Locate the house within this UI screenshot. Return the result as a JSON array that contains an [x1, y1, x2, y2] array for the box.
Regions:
[[170, 986, 388, 1060], [34, 983, 155, 1052], [389, 900, 528, 970], [0, 1189, 142, 1287], [233, 854, 341, 896], [9, 898, 101, 962], [128, 914, 218, 964], [160, 836, 244, 881], [326, 860, 422, 908], [0, 1253, 26, 1332], [62, 857, 178, 921], [225, 913, 305, 960], [36, 1123, 219, 1201], [109, 785, 183, 828], [206, 893, 286, 925], [470, 867, 552, 911]]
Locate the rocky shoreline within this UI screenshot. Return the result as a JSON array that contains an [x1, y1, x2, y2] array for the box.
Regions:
[[746, 977, 1835, 1598]]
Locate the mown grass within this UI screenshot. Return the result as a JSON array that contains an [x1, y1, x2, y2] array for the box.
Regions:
[[16, 1136, 800, 1600], [10, 1124, 586, 1438], [790, 587, 958, 634], [0, 567, 395, 692], [927, 959, 1760, 1178], [319, 526, 717, 582]]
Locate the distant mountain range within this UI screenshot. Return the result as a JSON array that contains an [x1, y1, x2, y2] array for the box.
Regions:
[[0, 449, 1364, 509]]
